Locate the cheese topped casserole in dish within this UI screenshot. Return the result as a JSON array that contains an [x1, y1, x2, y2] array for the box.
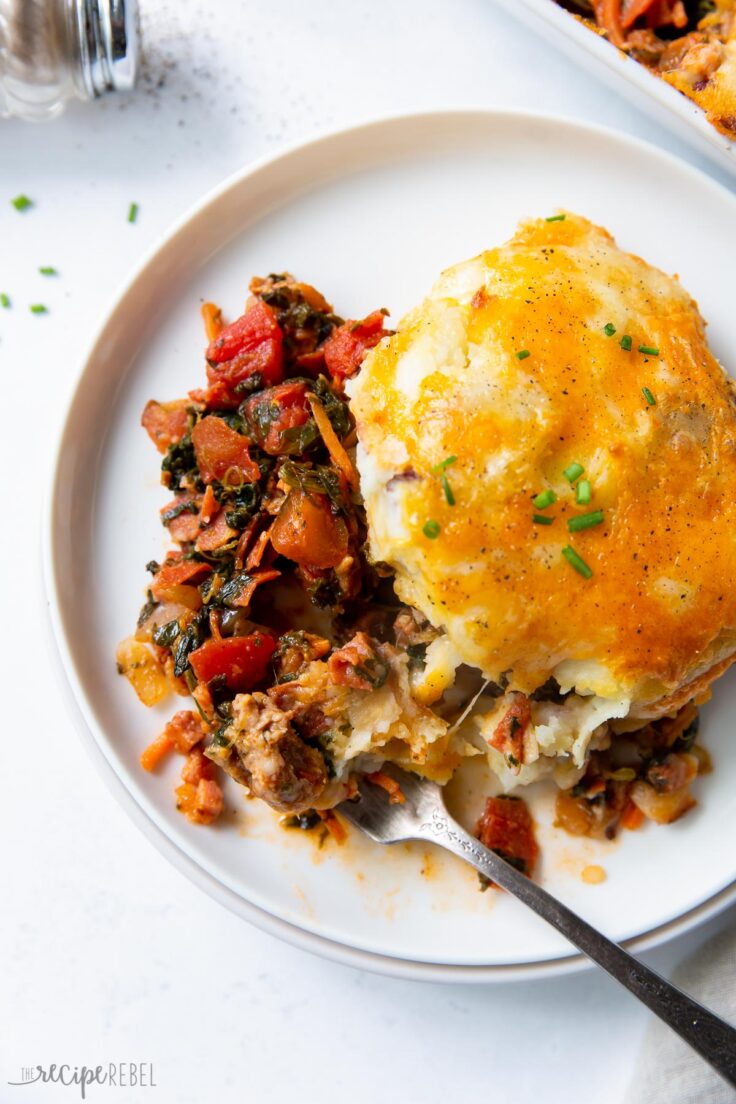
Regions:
[[557, 1, 736, 137]]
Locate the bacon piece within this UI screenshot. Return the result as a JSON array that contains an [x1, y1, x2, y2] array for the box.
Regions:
[[322, 310, 387, 387], [228, 569, 281, 609], [488, 694, 532, 773], [328, 632, 389, 690], [152, 559, 211, 598], [141, 400, 190, 453], [165, 710, 204, 754], [196, 509, 239, 553], [476, 795, 539, 883], [176, 776, 224, 824], [181, 745, 214, 784]]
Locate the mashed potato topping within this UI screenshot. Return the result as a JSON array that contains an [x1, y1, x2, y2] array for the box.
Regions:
[[349, 213, 736, 783]]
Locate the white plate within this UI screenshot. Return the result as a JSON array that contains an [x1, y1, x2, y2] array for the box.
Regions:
[[45, 110, 736, 982], [494, 0, 736, 178]]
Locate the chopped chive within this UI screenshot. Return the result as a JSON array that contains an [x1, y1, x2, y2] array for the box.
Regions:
[[642, 386, 656, 407], [620, 335, 632, 352], [575, 479, 592, 505], [127, 201, 139, 224], [638, 345, 659, 357], [516, 349, 531, 360], [30, 303, 48, 314], [562, 545, 593, 579], [0, 293, 10, 308], [431, 455, 457, 473], [440, 474, 455, 506], [423, 519, 441, 539], [11, 194, 32, 211], [545, 214, 566, 222], [38, 266, 58, 276], [603, 322, 616, 337], [532, 488, 557, 510], [563, 461, 584, 483], [568, 510, 604, 532], [532, 513, 554, 525]]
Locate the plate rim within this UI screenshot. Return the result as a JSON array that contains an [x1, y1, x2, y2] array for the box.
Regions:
[[43, 106, 736, 982]]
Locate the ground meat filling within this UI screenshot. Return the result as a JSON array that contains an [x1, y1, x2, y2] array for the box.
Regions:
[[207, 692, 330, 813]]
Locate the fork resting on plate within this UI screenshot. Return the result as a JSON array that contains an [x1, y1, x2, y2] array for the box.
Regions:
[[338, 767, 736, 1088]]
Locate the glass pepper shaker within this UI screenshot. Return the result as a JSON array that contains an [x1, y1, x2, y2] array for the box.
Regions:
[[0, 0, 138, 121]]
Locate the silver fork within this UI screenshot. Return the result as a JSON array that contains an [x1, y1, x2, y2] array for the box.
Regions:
[[338, 768, 736, 1087]]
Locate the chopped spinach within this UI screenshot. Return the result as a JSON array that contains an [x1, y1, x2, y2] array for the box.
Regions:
[[282, 809, 321, 830], [224, 484, 260, 529], [278, 460, 344, 510], [152, 619, 181, 648], [311, 376, 350, 438], [161, 434, 197, 491], [136, 590, 158, 629], [161, 500, 198, 524]]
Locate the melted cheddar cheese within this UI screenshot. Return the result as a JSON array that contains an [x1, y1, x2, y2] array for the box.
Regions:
[[349, 214, 736, 711]]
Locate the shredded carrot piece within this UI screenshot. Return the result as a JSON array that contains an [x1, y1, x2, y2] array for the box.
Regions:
[[200, 484, 218, 526], [234, 516, 260, 571], [201, 301, 223, 342], [140, 733, 174, 772], [307, 395, 359, 491], [366, 770, 406, 804], [245, 526, 273, 570], [318, 809, 348, 844], [593, 0, 625, 46], [208, 610, 222, 641], [192, 682, 216, 725], [621, 800, 645, 831], [621, 0, 657, 28]]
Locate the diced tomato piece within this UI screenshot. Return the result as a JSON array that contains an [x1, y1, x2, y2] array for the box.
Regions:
[[141, 400, 190, 453], [488, 694, 531, 772], [152, 559, 212, 598], [270, 489, 349, 570], [244, 380, 311, 455], [205, 299, 283, 404], [322, 310, 386, 386], [476, 795, 539, 881], [188, 632, 277, 692], [191, 415, 260, 485]]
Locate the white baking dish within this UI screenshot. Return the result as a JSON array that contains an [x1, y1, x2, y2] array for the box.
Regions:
[[493, 0, 736, 177]]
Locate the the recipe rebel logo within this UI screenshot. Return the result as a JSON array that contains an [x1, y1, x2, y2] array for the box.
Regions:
[[7, 1063, 157, 1098]]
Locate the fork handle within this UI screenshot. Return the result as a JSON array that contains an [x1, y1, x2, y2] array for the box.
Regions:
[[418, 808, 736, 1088]]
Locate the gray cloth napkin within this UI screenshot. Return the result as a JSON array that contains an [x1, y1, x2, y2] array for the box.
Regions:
[[626, 925, 736, 1103]]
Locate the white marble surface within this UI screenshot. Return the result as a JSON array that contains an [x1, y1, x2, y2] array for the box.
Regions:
[[1, 2, 734, 1101]]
